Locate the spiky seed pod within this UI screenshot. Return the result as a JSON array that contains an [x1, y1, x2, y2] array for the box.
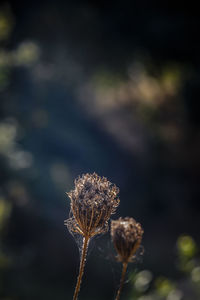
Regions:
[[111, 217, 143, 263], [65, 172, 120, 239]]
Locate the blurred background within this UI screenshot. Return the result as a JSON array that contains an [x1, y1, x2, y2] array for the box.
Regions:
[[0, 1, 200, 299]]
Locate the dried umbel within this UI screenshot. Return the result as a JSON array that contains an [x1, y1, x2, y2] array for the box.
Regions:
[[111, 217, 144, 300], [111, 217, 143, 263], [65, 173, 120, 300], [65, 172, 120, 239]]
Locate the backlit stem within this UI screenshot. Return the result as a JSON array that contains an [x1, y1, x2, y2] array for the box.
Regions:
[[73, 236, 89, 300], [115, 262, 128, 300]]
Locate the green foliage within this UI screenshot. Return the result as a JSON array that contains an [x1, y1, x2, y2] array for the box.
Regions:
[[177, 235, 198, 273], [0, 6, 39, 92], [177, 235, 197, 259], [128, 235, 200, 300], [0, 198, 12, 296], [0, 198, 11, 232], [0, 7, 14, 41]]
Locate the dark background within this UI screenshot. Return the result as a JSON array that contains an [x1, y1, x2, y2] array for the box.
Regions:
[[0, 1, 200, 299]]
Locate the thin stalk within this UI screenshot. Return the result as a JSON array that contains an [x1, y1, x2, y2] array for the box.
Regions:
[[73, 236, 89, 300], [115, 262, 128, 300]]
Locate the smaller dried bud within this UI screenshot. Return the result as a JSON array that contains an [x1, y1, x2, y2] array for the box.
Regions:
[[111, 217, 143, 263]]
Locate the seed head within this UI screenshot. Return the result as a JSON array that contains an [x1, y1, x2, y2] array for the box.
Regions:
[[111, 217, 143, 263], [65, 173, 120, 239]]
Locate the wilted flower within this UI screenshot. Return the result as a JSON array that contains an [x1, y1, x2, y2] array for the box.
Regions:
[[65, 172, 120, 300], [111, 217, 144, 263], [65, 172, 120, 239], [111, 217, 144, 300]]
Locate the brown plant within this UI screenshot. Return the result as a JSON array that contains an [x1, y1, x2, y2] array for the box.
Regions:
[[65, 172, 120, 300], [111, 217, 144, 300]]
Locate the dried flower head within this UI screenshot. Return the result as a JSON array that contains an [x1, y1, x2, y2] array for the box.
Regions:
[[111, 217, 143, 263], [65, 173, 120, 239]]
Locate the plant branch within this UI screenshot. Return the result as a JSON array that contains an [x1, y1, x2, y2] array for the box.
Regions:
[[115, 262, 128, 300], [73, 236, 89, 300]]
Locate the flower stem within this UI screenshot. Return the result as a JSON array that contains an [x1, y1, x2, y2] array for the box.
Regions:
[[115, 262, 128, 300], [73, 236, 89, 300]]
